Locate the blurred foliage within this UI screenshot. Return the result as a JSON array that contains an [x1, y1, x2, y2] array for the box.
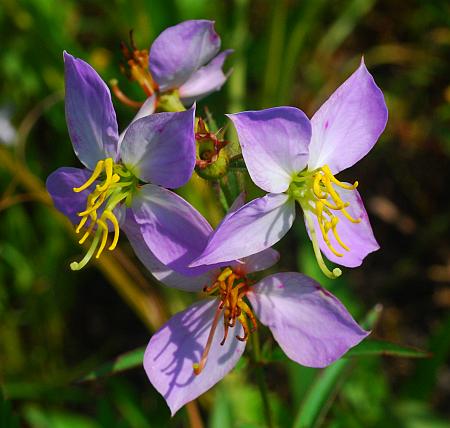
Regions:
[[1, 0, 449, 427]]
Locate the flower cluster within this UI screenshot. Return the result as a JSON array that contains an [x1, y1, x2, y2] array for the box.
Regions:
[[47, 20, 387, 415]]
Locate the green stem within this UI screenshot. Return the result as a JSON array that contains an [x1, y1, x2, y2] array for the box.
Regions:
[[251, 331, 274, 428], [157, 91, 186, 112]]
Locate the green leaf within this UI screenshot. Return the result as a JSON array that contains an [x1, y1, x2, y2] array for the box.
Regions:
[[79, 347, 145, 382], [345, 340, 430, 359], [293, 359, 349, 428], [292, 305, 382, 428]]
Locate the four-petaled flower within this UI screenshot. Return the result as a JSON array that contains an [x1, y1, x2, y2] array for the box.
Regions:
[[123, 195, 368, 415], [46, 52, 199, 270], [190, 59, 388, 279]]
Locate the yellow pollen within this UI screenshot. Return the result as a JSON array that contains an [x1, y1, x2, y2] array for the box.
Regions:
[[69, 158, 135, 271]]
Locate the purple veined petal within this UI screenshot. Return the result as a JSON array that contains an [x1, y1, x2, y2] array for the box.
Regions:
[[117, 95, 157, 148], [64, 52, 119, 169], [236, 248, 280, 275], [130, 183, 221, 277], [227, 107, 312, 193], [248, 272, 369, 368], [308, 59, 388, 174], [119, 107, 195, 188], [46, 167, 93, 224], [144, 299, 246, 415], [179, 49, 233, 105], [122, 209, 217, 291], [149, 20, 221, 92], [190, 193, 295, 267], [304, 184, 379, 268]]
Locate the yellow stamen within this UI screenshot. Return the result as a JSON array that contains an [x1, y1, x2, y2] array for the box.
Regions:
[[77, 192, 107, 217], [313, 173, 326, 199], [331, 217, 350, 251], [341, 207, 361, 224], [305, 212, 342, 279], [95, 219, 109, 258], [218, 267, 233, 282], [322, 165, 358, 190], [96, 158, 114, 192], [70, 228, 101, 271], [70, 158, 137, 270], [73, 160, 104, 192], [102, 210, 120, 250], [75, 215, 89, 234]]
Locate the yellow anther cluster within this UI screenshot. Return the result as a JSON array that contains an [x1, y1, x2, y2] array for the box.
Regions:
[[70, 158, 134, 271], [193, 267, 256, 375], [310, 165, 361, 258]]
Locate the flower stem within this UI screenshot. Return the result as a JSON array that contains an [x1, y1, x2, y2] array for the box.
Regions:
[[251, 331, 275, 428]]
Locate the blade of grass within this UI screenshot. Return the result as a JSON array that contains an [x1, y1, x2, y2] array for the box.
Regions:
[[346, 340, 430, 359], [278, 0, 328, 104], [261, 0, 288, 107], [78, 347, 146, 382], [292, 305, 382, 428], [316, 0, 377, 58]]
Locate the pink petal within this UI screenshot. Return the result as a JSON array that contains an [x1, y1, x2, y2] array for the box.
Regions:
[[122, 210, 216, 291], [235, 248, 280, 275], [308, 59, 388, 174], [179, 50, 233, 105], [248, 272, 368, 367], [227, 107, 311, 193], [190, 193, 295, 267], [144, 299, 246, 415], [64, 52, 119, 169]]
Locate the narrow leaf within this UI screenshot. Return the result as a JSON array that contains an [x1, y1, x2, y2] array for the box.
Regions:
[[346, 340, 430, 359], [79, 347, 145, 382], [292, 305, 382, 428]]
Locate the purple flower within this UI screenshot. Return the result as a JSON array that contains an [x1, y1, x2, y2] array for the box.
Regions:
[[116, 20, 232, 112], [46, 52, 198, 270], [190, 59, 388, 279], [128, 195, 368, 415], [150, 20, 232, 105]]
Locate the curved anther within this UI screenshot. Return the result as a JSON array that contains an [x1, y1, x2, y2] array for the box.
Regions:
[[95, 219, 109, 258], [96, 158, 114, 192], [73, 160, 104, 192], [102, 210, 120, 250]]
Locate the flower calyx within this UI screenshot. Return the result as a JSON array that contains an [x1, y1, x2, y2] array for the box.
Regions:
[[194, 117, 229, 180]]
